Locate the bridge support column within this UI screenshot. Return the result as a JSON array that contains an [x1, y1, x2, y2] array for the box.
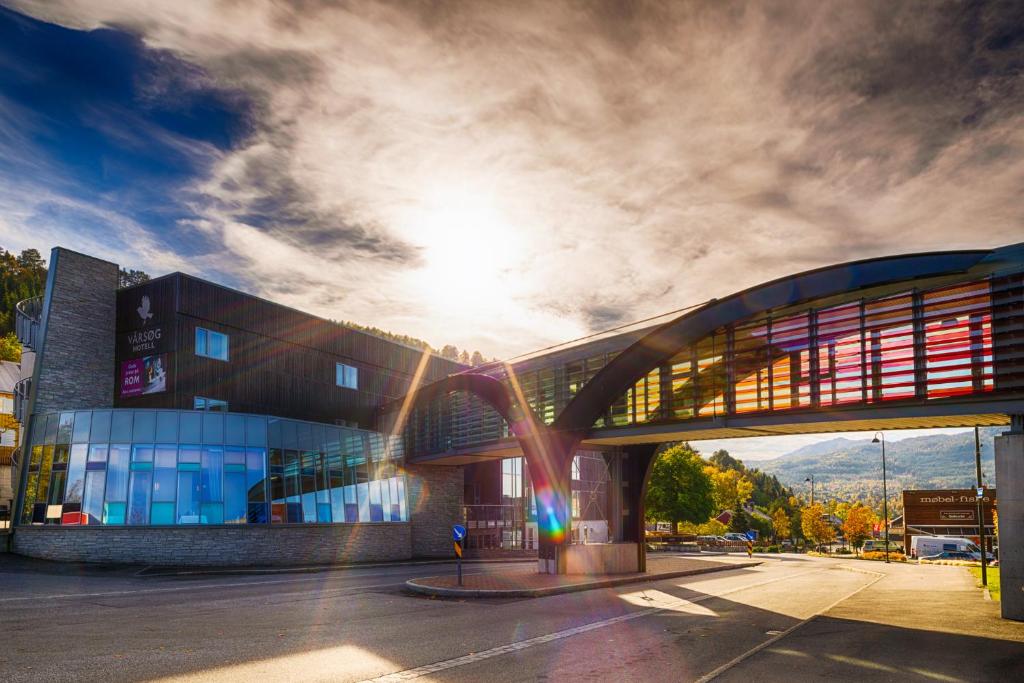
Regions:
[[995, 416, 1024, 621], [528, 434, 577, 575], [621, 444, 659, 573]]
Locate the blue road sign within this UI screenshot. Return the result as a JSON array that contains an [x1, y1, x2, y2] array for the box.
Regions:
[[746, 530, 757, 541], [452, 524, 467, 542], [977, 487, 984, 497]]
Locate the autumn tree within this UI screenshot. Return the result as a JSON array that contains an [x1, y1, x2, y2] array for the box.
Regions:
[[645, 444, 715, 533], [0, 331, 19, 362], [771, 507, 790, 543], [705, 466, 754, 513], [842, 504, 876, 554], [801, 502, 835, 549]]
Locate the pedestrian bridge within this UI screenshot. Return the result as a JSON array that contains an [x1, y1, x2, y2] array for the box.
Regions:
[[384, 243, 1024, 611], [393, 242, 1023, 462]]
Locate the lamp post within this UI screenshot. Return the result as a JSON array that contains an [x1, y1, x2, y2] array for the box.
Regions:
[[872, 432, 890, 563], [804, 476, 814, 553]]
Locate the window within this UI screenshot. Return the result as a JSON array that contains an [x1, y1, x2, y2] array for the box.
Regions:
[[194, 397, 229, 412], [336, 363, 358, 389], [195, 327, 229, 361]]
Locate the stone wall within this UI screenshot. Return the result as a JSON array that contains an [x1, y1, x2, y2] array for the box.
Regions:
[[13, 523, 412, 566], [32, 248, 118, 417], [404, 462, 464, 558]]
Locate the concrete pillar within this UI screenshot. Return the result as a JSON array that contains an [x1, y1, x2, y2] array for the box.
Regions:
[[995, 418, 1024, 621]]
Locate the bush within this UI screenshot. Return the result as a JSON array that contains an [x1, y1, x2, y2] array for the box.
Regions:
[[834, 547, 853, 555], [754, 545, 781, 553], [861, 551, 907, 562]]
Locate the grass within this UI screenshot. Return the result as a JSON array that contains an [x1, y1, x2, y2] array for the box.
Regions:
[[969, 566, 1000, 602]]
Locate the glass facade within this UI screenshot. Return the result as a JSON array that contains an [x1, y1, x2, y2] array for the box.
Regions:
[[19, 409, 408, 527]]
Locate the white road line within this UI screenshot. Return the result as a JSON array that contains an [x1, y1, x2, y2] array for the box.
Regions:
[[358, 565, 834, 683], [0, 571, 488, 603], [693, 565, 885, 683]]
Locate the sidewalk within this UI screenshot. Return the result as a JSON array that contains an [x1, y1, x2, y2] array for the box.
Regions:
[[406, 555, 761, 598]]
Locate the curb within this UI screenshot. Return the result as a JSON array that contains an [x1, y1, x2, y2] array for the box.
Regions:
[[404, 561, 762, 598]]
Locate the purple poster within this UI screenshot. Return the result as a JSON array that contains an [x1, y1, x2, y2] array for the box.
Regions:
[[120, 354, 167, 397]]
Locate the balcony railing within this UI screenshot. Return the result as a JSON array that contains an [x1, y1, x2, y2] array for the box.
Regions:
[[13, 376, 31, 423], [15, 295, 42, 350]]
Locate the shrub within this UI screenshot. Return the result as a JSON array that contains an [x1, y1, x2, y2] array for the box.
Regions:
[[861, 551, 907, 562]]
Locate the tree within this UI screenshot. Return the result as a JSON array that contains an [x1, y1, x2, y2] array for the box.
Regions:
[[705, 466, 754, 513], [458, 350, 470, 365], [439, 345, 459, 361], [801, 502, 835, 548], [771, 507, 790, 543], [118, 268, 151, 288], [0, 331, 19, 362], [842, 504, 875, 554], [645, 444, 715, 533], [470, 351, 485, 367]]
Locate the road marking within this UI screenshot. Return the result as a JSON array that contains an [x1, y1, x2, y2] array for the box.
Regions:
[[358, 565, 834, 683], [692, 565, 885, 683]]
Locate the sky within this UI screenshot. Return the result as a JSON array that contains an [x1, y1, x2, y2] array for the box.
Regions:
[[1, 2, 1022, 455]]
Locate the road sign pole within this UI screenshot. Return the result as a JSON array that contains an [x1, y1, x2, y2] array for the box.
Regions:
[[458, 552, 462, 586], [975, 427, 987, 587], [452, 524, 467, 587]]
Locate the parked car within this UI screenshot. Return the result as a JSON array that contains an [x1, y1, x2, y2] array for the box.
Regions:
[[862, 540, 904, 554], [723, 533, 749, 543]]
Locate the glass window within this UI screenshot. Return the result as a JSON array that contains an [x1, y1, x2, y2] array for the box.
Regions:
[[111, 412, 134, 442], [132, 412, 156, 442], [57, 412, 75, 444], [269, 448, 286, 523], [203, 412, 224, 442], [176, 471, 202, 523], [127, 471, 152, 525], [194, 397, 229, 412], [72, 412, 92, 443], [153, 445, 177, 503], [195, 327, 229, 361], [246, 448, 266, 503], [225, 471, 247, 524], [105, 444, 130, 513], [336, 363, 359, 389], [201, 447, 224, 506], [90, 411, 112, 443], [156, 411, 178, 442], [82, 471, 105, 524], [225, 415, 246, 445], [179, 412, 201, 443], [64, 444, 88, 504]]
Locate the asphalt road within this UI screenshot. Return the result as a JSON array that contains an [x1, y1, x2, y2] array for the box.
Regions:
[[0, 553, 1021, 682]]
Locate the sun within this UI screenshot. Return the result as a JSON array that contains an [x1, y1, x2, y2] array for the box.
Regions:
[[401, 184, 524, 308]]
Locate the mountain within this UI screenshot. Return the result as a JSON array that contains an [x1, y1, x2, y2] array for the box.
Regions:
[[756, 428, 1000, 505]]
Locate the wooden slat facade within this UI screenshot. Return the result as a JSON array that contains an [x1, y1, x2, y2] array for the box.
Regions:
[[114, 273, 464, 427]]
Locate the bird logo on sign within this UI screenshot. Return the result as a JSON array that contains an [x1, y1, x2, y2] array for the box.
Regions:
[[137, 295, 154, 325]]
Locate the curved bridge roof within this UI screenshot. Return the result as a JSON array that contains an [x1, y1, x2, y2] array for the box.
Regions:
[[395, 242, 1024, 463]]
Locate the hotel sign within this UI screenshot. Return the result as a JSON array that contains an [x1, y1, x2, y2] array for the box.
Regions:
[[116, 279, 175, 358]]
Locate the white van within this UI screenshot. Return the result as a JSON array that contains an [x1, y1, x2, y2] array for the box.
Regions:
[[910, 535, 988, 560]]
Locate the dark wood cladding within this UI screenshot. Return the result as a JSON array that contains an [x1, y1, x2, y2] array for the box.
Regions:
[[115, 273, 464, 426]]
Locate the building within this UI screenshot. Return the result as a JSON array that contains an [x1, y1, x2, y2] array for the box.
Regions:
[[0, 360, 21, 526], [902, 488, 996, 553], [10, 249, 469, 564]]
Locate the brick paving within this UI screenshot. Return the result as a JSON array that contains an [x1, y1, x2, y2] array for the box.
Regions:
[[406, 555, 759, 597]]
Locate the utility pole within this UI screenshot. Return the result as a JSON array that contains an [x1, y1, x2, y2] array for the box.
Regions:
[[873, 432, 890, 563], [975, 426, 988, 587]]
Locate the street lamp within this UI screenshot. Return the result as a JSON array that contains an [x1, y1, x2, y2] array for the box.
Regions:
[[872, 432, 890, 564], [804, 476, 814, 506]]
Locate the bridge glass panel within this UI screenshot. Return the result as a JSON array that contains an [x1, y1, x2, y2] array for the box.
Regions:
[[922, 282, 993, 399], [865, 293, 916, 402], [816, 302, 863, 406]]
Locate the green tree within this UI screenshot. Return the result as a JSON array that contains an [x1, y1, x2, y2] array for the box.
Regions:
[[645, 444, 715, 533], [470, 351, 485, 367], [0, 331, 19, 362], [118, 268, 151, 288]]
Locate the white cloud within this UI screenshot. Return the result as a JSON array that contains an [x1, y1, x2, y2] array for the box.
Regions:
[[5, 1, 1024, 357]]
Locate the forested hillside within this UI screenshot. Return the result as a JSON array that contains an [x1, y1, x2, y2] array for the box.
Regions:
[[757, 428, 1000, 505]]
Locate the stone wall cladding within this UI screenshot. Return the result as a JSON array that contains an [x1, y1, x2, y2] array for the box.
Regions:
[[404, 463, 464, 558], [13, 524, 412, 566], [34, 248, 118, 416]]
